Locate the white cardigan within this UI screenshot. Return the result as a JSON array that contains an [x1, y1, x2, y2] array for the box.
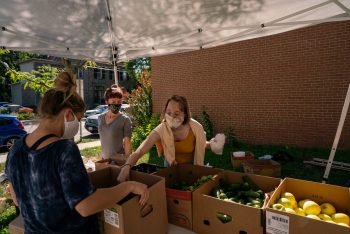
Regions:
[[153, 118, 207, 165]]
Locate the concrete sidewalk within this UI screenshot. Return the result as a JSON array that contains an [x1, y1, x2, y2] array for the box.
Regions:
[[0, 140, 101, 164]]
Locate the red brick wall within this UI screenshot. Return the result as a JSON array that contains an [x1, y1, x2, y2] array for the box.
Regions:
[[151, 21, 350, 149]]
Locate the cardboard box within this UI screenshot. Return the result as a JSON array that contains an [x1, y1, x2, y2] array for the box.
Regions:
[[243, 159, 281, 177], [265, 178, 350, 234], [193, 170, 281, 234], [9, 215, 24, 234], [89, 167, 168, 234], [155, 164, 222, 230], [94, 156, 127, 171], [231, 151, 254, 168]]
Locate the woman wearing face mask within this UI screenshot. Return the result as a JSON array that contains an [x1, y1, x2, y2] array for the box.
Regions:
[[5, 72, 149, 233], [98, 85, 132, 159], [118, 95, 216, 182]]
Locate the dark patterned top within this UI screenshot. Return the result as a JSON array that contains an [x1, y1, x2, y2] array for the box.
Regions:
[[5, 137, 98, 233]]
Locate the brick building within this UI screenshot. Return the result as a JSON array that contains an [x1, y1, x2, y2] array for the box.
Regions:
[[151, 21, 350, 149]]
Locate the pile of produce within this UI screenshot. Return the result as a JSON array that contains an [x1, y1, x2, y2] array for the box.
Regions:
[[170, 175, 214, 191], [271, 192, 349, 227], [210, 176, 265, 208]]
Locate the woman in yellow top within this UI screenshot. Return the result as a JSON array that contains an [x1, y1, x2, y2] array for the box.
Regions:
[[118, 95, 223, 182]]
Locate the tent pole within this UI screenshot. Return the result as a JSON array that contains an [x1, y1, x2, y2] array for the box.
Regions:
[[113, 62, 118, 85], [104, 0, 119, 85], [322, 83, 350, 183]]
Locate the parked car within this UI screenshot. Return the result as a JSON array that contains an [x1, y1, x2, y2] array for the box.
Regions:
[[0, 104, 34, 113], [0, 102, 9, 107], [84, 105, 108, 118], [0, 114, 27, 150], [84, 104, 131, 133]]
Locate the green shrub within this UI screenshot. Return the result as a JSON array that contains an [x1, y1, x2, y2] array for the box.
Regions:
[[192, 107, 214, 140], [131, 125, 148, 150], [16, 111, 35, 120], [131, 114, 160, 150], [201, 108, 213, 140], [0, 206, 16, 231], [224, 126, 240, 147], [0, 109, 10, 114], [128, 71, 152, 126]]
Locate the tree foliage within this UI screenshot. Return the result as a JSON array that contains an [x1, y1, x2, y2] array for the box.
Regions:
[[128, 70, 152, 126], [125, 58, 151, 89], [0, 49, 39, 100], [1, 49, 93, 97], [6, 65, 61, 94]]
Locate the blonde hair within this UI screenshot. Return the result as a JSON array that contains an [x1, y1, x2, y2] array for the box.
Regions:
[[39, 72, 85, 118]]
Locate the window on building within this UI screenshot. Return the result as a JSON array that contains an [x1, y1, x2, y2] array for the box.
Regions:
[[93, 86, 105, 104], [78, 69, 83, 79], [101, 69, 106, 79], [109, 70, 113, 80], [122, 71, 128, 81], [93, 68, 99, 79]]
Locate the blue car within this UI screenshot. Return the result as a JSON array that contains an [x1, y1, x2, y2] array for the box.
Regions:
[[0, 114, 27, 150]]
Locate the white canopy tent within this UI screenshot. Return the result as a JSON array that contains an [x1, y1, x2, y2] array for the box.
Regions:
[[1, 0, 349, 64], [1, 0, 350, 182]]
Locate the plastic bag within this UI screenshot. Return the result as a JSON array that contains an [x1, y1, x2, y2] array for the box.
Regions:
[[84, 159, 96, 172], [210, 133, 226, 155]]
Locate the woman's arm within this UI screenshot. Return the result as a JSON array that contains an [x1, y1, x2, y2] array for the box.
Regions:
[[117, 131, 161, 182], [127, 130, 161, 166], [75, 181, 149, 217], [7, 183, 18, 206]]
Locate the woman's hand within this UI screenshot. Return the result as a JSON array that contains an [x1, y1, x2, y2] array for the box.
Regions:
[[117, 165, 131, 182], [128, 181, 150, 206]]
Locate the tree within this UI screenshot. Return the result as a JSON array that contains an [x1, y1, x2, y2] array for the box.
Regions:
[[6, 65, 61, 94], [1, 49, 96, 96], [0, 49, 38, 100], [125, 58, 151, 89]]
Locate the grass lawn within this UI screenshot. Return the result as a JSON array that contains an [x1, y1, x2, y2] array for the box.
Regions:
[[76, 134, 100, 144], [81, 143, 350, 187]]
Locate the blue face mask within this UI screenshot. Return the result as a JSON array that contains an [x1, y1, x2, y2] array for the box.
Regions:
[[109, 104, 121, 114]]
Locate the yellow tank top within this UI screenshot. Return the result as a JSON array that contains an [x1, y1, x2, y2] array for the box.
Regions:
[[175, 129, 196, 164]]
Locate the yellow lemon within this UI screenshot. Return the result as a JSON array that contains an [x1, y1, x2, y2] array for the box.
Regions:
[[278, 198, 293, 209], [320, 203, 336, 216], [294, 207, 306, 216], [272, 203, 285, 211], [307, 214, 321, 220], [303, 201, 321, 215], [332, 213, 350, 225], [298, 199, 311, 208], [285, 208, 297, 214], [318, 214, 332, 221], [336, 223, 349, 227], [281, 192, 297, 208]]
